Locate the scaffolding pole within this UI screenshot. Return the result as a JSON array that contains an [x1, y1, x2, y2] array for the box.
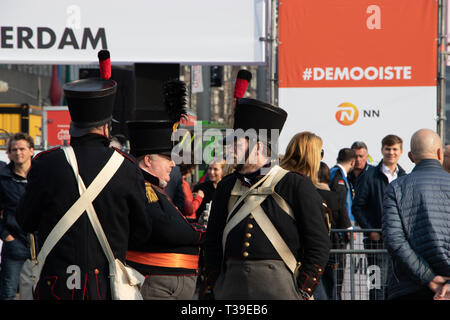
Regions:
[[438, 0, 447, 143], [267, 0, 278, 106]]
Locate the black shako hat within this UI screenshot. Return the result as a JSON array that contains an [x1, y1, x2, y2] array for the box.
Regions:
[[63, 78, 117, 129], [127, 120, 175, 158], [63, 50, 117, 135], [233, 98, 288, 134], [127, 80, 187, 158]]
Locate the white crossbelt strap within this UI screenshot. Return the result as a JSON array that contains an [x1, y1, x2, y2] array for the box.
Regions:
[[34, 147, 124, 273], [251, 206, 297, 273], [222, 166, 293, 262], [223, 166, 284, 237], [222, 165, 298, 273], [63, 147, 121, 273], [228, 169, 294, 220], [225, 167, 275, 223]]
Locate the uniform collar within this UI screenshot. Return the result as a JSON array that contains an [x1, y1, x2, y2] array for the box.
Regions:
[[141, 168, 165, 188], [70, 133, 110, 148], [236, 162, 271, 187]]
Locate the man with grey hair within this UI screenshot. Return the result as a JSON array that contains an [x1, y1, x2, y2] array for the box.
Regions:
[[383, 128, 450, 299], [348, 141, 372, 195], [125, 120, 206, 300]]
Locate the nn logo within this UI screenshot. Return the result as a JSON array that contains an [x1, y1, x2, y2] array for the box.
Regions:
[[336, 102, 380, 126], [336, 102, 359, 126]]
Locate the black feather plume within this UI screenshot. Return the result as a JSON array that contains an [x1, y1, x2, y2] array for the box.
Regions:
[[163, 79, 187, 123]]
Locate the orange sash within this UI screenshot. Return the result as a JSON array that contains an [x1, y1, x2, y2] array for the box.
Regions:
[[126, 251, 199, 270]]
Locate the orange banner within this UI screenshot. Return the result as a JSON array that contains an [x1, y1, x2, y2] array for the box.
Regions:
[[279, 0, 437, 88]]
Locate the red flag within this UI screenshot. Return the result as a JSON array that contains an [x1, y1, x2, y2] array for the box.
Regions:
[[49, 65, 62, 106]]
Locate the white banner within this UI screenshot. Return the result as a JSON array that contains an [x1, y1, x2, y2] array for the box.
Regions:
[[191, 66, 204, 93], [279, 86, 437, 173], [0, 0, 266, 64]]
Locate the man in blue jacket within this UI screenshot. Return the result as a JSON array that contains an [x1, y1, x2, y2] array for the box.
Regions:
[[329, 148, 356, 224], [0, 133, 34, 300], [348, 141, 372, 195], [352, 134, 406, 300], [382, 128, 450, 300]]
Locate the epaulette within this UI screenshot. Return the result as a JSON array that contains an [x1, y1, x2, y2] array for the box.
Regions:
[[32, 146, 62, 161], [111, 147, 136, 164], [145, 181, 159, 203]]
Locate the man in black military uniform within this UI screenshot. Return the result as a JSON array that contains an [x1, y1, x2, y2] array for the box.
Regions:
[[204, 98, 330, 300], [125, 120, 206, 300], [16, 53, 151, 300], [125, 80, 206, 300]]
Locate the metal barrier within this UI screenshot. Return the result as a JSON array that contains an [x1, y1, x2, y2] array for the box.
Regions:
[[320, 228, 390, 300]]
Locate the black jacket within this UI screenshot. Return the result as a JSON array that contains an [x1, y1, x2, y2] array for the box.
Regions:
[[126, 169, 206, 276], [204, 168, 330, 295], [316, 185, 351, 265], [16, 134, 151, 300], [352, 162, 406, 230], [329, 167, 348, 203], [193, 181, 217, 219], [164, 165, 185, 211], [0, 162, 29, 245], [348, 163, 372, 196], [316, 188, 351, 231]]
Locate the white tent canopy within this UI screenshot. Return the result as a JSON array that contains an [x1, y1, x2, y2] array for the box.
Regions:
[[0, 0, 266, 65]]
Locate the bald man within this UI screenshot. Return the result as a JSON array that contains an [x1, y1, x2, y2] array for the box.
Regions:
[[443, 145, 450, 173], [382, 129, 450, 300]]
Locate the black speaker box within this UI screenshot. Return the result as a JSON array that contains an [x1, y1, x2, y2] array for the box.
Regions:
[[133, 63, 180, 121], [79, 63, 180, 137], [79, 67, 135, 137]]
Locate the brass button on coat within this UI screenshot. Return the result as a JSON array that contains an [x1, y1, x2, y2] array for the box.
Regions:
[[246, 233, 252, 238], [243, 252, 249, 258], [244, 242, 250, 247], [94, 268, 100, 275], [248, 223, 254, 229]]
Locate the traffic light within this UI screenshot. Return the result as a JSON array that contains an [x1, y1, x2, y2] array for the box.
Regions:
[[210, 66, 223, 87]]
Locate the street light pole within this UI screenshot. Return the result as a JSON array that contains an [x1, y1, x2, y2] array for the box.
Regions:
[[37, 76, 42, 106], [437, 0, 447, 144]]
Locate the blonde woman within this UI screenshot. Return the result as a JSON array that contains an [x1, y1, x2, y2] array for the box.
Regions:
[[280, 131, 323, 186], [193, 159, 226, 219], [281, 132, 351, 300]]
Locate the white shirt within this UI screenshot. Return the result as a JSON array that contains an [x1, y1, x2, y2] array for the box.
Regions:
[[381, 163, 399, 183], [336, 163, 347, 178]]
